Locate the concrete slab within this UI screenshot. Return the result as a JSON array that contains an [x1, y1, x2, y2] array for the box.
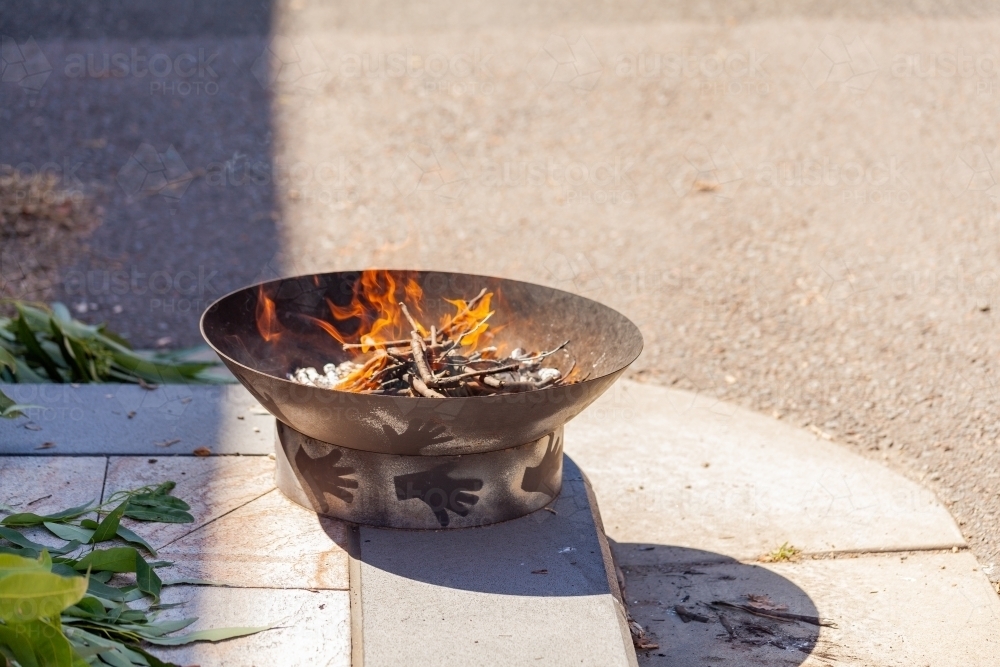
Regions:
[[566, 380, 965, 559], [0, 456, 107, 551], [149, 586, 351, 667], [621, 550, 1000, 667], [0, 384, 274, 456], [354, 457, 637, 667], [0, 456, 107, 514], [158, 488, 350, 590], [103, 455, 277, 548]]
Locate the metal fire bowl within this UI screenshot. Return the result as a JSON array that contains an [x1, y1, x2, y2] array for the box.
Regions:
[[200, 270, 642, 456], [275, 421, 564, 529]]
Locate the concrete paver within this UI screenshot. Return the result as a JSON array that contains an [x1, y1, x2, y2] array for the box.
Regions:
[[567, 380, 965, 559], [103, 455, 277, 547], [158, 486, 350, 590], [355, 459, 636, 667], [0, 456, 106, 515], [0, 456, 106, 551], [149, 585, 351, 667], [0, 384, 273, 456], [621, 551, 999, 667], [562, 380, 1000, 665]]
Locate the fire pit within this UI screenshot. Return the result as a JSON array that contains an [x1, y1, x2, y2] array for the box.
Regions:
[[201, 270, 642, 529]]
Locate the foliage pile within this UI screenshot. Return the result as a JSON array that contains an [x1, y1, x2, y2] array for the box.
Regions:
[[0, 482, 268, 666], [1, 301, 228, 419]]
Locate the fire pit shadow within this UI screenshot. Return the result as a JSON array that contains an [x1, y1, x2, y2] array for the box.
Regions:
[[611, 542, 826, 664], [330, 456, 618, 597]]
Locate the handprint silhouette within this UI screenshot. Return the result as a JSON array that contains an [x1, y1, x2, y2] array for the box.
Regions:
[[521, 431, 563, 498], [294, 443, 360, 511], [394, 462, 484, 527], [380, 420, 454, 454]]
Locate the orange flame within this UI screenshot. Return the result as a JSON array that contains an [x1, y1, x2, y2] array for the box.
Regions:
[[256, 285, 283, 342], [266, 270, 498, 359], [442, 292, 494, 348]]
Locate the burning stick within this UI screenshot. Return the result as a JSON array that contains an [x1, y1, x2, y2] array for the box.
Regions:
[[410, 331, 437, 388], [289, 288, 576, 397]]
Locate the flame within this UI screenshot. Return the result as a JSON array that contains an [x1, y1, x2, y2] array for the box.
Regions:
[[256, 285, 283, 342], [404, 279, 424, 314], [315, 270, 429, 353], [266, 270, 498, 360], [442, 292, 494, 348], [335, 349, 389, 390]]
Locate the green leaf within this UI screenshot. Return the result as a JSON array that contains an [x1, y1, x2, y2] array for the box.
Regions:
[[0, 618, 89, 667], [121, 506, 193, 524], [83, 579, 128, 603], [49, 303, 71, 324], [135, 556, 161, 600], [2, 502, 94, 529], [0, 528, 50, 552], [12, 306, 63, 383], [129, 495, 189, 512], [0, 569, 88, 621], [114, 526, 156, 556], [0, 346, 17, 373], [47, 320, 84, 384], [130, 618, 196, 638], [90, 502, 128, 544], [160, 578, 221, 587], [0, 387, 38, 419], [0, 623, 39, 667], [64, 596, 105, 618], [43, 523, 94, 544], [0, 545, 39, 559], [109, 349, 214, 384], [0, 553, 50, 578], [0, 300, 227, 385], [72, 548, 138, 574], [143, 624, 275, 646]]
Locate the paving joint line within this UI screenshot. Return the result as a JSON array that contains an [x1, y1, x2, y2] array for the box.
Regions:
[[154, 487, 278, 551]]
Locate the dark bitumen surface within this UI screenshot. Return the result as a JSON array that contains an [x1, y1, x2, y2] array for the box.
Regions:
[[1, 1, 278, 346]]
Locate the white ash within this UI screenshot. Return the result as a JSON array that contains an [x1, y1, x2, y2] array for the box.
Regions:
[[288, 360, 362, 388]]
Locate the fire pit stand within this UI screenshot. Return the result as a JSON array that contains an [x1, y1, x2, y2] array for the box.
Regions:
[[274, 422, 564, 529]]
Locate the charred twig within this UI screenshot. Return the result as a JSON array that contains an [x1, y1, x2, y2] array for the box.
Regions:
[[399, 302, 424, 334], [411, 376, 445, 398], [674, 605, 710, 624], [410, 331, 437, 387], [292, 289, 581, 397], [481, 375, 542, 392], [708, 601, 835, 628]]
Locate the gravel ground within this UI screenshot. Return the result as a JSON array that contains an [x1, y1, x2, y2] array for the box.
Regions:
[[2, 2, 999, 590]]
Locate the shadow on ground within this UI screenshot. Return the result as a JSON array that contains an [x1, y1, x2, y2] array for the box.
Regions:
[[611, 541, 834, 666], [333, 456, 827, 666]]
